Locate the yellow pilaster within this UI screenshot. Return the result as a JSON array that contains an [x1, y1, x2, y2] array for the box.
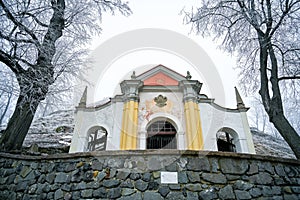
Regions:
[[120, 101, 129, 149], [193, 102, 203, 149], [132, 101, 139, 148], [184, 103, 193, 149], [120, 100, 139, 150], [184, 100, 204, 150]]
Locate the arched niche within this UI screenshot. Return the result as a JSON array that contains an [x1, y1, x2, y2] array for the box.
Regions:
[[146, 120, 177, 149], [140, 113, 185, 150], [86, 126, 108, 151], [216, 127, 241, 153]]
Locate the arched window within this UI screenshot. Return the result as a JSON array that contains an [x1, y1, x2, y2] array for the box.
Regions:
[[216, 128, 239, 152], [87, 126, 107, 151], [147, 120, 177, 149]]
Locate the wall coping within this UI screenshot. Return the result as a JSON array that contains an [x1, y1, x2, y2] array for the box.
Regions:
[[0, 150, 299, 165]]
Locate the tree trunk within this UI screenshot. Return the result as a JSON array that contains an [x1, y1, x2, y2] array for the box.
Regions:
[[258, 36, 300, 159], [0, 93, 41, 151], [0, 0, 65, 151], [271, 113, 300, 158]]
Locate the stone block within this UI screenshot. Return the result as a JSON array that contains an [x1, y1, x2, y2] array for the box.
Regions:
[[130, 173, 141, 180], [249, 188, 261, 198], [233, 180, 253, 191], [107, 188, 121, 199], [186, 191, 198, 200], [142, 172, 151, 182], [166, 191, 186, 200], [135, 179, 148, 192], [144, 191, 164, 200], [258, 162, 274, 174], [117, 170, 131, 180], [120, 180, 134, 188], [210, 158, 219, 173], [187, 157, 210, 172], [248, 172, 273, 185], [186, 171, 200, 183], [234, 190, 251, 199], [169, 184, 181, 190], [153, 171, 160, 179], [226, 174, 240, 181], [178, 171, 188, 183], [108, 158, 124, 168], [64, 163, 76, 172], [220, 158, 249, 175], [165, 163, 178, 171], [262, 186, 273, 196], [291, 186, 300, 194], [91, 160, 103, 171], [199, 188, 218, 200], [103, 179, 120, 188], [219, 185, 235, 200], [185, 183, 202, 192], [83, 171, 94, 182], [16, 181, 29, 192], [73, 181, 87, 190], [96, 171, 106, 182], [158, 186, 170, 197], [81, 189, 93, 198], [247, 163, 258, 175], [147, 157, 163, 171], [93, 187, 107, 198], [55, 172, 70, 183], [20, 166, 32, 178], [54, 189, 64, 200], [122, 188, 136, 196], [148, 181, 159, 190], [120, 192, 142, 200], [283, 194, 298, 200], [271, 186, 282, 195], [202, 173, 227, 184]]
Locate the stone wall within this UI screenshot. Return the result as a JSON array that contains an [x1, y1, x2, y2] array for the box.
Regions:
[[0, 150, 299, 200]]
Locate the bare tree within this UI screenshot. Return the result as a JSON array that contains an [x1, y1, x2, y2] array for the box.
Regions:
[[0, 0, 131, 151], [183, 0, 300, 158], [249, 96, 268, 133], [0, 66, 18, 126]]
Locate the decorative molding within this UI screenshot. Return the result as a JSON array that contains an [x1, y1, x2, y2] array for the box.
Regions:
[[154, 94, 168, 107]]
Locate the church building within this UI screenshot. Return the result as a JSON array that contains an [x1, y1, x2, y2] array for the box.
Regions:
[[69, 65, 255, 154]]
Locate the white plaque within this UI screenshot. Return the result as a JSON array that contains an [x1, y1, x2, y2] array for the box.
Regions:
[[161, 172, 178, 184]]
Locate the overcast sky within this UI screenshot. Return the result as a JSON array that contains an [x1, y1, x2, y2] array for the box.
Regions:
[[87, 0, 239, 108]]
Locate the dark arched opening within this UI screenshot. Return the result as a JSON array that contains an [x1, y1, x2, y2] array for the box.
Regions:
[[87, 126, 107, 151], [147, 120, 177, 149], [217, 130, 236, 152]]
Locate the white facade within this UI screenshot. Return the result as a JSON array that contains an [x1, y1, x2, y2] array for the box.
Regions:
[[69, 65, 255, 154]]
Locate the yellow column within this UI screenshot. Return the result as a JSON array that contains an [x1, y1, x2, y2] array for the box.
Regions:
[[120, 100, 139, 150], [184, 100, 203, 150], [194, 101, 204, 149], [184, 103, 193, 149], [132, 101, 139, 148], [120, 101, 129, 149]]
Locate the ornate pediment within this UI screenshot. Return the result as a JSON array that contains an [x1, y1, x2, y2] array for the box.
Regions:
[[137, 65, 185, 86]]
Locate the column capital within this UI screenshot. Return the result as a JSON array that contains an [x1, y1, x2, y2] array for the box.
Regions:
[[179, 80, 202, 102], [120, 80, 143, 101]]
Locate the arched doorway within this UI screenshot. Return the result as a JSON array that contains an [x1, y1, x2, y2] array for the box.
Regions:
[[147, 120, 177, 149], [87, 126, 107, 151], [216, 128, 239, 152]]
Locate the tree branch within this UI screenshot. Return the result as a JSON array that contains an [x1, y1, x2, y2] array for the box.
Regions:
[[0, 49, 25, 74], [0, 0, 40, 47], [21, 11, 49, 27], [278, 76, 300, 81], [0, 31, 36, 44]]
